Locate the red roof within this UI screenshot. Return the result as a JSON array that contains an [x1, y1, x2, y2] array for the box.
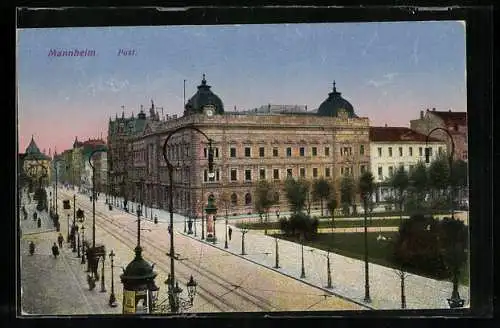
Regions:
[[370, 127, 442, 143], [429, 110, 467, 127]]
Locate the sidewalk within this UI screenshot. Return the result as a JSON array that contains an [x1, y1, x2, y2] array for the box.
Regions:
[[87, 192, 470, 310], [20, 189, 122, 315]]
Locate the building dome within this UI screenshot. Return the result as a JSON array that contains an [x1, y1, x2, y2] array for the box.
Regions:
[[317, 81, 357, 118], [184, 74, 224, 116]]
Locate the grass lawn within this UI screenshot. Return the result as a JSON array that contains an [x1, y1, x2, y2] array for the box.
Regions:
[[275, 232, 469, 286], [235, 218, 407, 230]]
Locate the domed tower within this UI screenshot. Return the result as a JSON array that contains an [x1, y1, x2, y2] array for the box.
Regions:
[[184, 74, 224, 116], [317, 81, 357, 118]]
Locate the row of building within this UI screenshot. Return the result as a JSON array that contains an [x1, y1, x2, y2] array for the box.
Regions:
[[20, 75, 467, 216]]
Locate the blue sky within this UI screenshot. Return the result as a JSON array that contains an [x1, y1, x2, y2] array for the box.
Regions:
[[17, 21, 466, 153]]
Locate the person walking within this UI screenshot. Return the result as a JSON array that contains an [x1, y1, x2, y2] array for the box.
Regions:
[[51, 242, 59, 258], [57, 233, 64, 248], [29, 241, 35, 255], [228, 227, 233, 241]]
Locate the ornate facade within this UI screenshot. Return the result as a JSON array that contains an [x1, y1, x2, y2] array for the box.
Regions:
[[410, 108, 468, 162], [127, 76, 371, 216]]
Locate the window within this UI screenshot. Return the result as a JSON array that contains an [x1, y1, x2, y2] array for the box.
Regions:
[[312, 168, 318, 178], [286, 147, 292, 157], [360, 165, 366, 173], [203, 170, 208, 182], [299, 147, 305, 156], [399, 147, 403, 157], [231, 193, 238, 206], [341, 147, 352, 156], [203, 148, 207, 158], [245, 169, 252, 181], [230, 169, 237, 181], [378, 147, 382, 157], [312, 147, 317, 156], [325, 167, 331, 177], [378, 167, 383, 179], [463, 150, 468, 160], [428, 148, 433, 157], [216, 169, 220, 181], [259, 147, 265, 157], [273, 169, 280, 180], [419, 147, 423, 156], [299, 168, 305, 178], [325, 147, 330, 156], [273, 147, 278, 157], [245, 147, 251, 157], [438, 147, 443, 155], [259, 168, 266, 179], [409, 147, 413, 156], [230, 147, 236, 158], [388, 147, 393, 157], [341, 167, 344, 175], [388, 166, 394, 176], [245, 193, 252, 205], [360, 145, 365, 155], [286, 168, 293, 177]]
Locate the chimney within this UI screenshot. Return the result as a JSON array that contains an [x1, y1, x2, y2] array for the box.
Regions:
[[420, 110, 424, 119]]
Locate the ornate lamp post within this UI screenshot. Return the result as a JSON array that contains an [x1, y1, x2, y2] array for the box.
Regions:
[[224, 212, 228, 249], [274, 236, 280, 269], [300, 233, 306, 279], [240, 229, 248, 255], [120, 189, 158, 314], [108, 250, 117, 307], [88, 147, 107, 281], [161, 125, 211, 313], [81, 225, 86, 265], [100, 254, 106, 293], [76, 224, 81, 258], [425, 128, 464, 309]]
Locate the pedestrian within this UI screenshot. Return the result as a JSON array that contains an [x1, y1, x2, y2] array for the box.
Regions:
[[57, 233, 64, 248], [228, 227, 232, 241], [29, 241, 35, 255], [51, 242, 59, 258]]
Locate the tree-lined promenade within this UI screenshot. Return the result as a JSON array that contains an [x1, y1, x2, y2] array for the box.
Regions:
[[245, 154, 469, 308]]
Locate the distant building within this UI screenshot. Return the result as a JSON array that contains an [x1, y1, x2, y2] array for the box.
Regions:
[[21, 136, 52, 190], [126, 76, 370, 215], [107, 101, 162, 201], [234, 104, 309, 115], [369, 126, 446, 203], [410, 108, 468, 162]]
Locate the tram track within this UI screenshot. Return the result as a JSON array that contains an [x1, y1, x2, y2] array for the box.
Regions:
[[66, 191, 276, 312]]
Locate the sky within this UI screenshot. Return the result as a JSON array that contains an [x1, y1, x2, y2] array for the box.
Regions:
[[17, 21, 466, 154]]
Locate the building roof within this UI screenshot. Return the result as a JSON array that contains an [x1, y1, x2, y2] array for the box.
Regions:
[[317, 81, 357, 118], [24, 136, 51, 161], [370, 127, 443, 143], [184, 74, 224, 116], [429, 110, 467, 127]]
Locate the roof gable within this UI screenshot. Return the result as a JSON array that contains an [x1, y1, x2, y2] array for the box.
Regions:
[[429, 111, 467, 126], [370, 127, 442, 143]]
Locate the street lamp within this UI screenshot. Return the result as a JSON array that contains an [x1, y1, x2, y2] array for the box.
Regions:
[[88, 147, 107, 281], [81, 225, 86, 265], [274, 236, 280, 269], [300, 234, 306, 279], [161, 125, 212, 312], [240, 229, 248, 255], [224, 212, 228, 249], [425, 127, 464, 309], [108, 250, 117, 307], [76, 224, 81, 258]]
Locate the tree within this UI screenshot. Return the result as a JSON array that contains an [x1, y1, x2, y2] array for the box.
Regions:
[[393, 214, 447, 278], [254, 180, 276, 233], [312, 177, 331, 217], [408, 161, 429, 212], [450, 160, 468, 206], [390, 165, 409, 225], [428, 155, 450, 202], [326, 196, 338, 233], [279, 212, 318, 240], [284, 177, 308, 214], [439, 216, 468, 303], [340, 175, 355, 216]]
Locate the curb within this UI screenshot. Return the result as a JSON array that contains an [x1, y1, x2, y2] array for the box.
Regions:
[[179, 230, 375, 311]]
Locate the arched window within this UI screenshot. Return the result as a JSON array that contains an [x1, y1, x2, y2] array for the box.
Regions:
[[245, 193, 252, 205], [231, 193, 238, 206]]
